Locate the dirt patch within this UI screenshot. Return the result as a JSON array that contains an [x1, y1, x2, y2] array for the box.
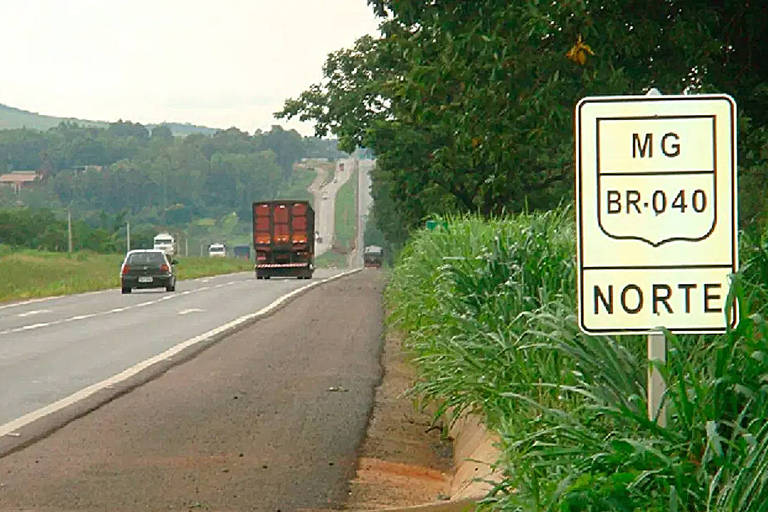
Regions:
[[345, 328, 454, 509]]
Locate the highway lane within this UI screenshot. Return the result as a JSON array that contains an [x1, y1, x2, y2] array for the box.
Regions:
[[0, 270, 385, 511], [0, 268, 343, 427], [310, 158, 355, 256]]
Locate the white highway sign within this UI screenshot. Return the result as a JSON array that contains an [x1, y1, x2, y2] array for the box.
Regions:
[[576, 94, 738, 335]]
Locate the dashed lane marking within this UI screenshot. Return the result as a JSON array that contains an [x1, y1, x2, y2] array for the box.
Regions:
[[0, 278, 246, 337], [0, 268, 360, 439], [178, 308, 204, 315], [17, 309, 51, 318]]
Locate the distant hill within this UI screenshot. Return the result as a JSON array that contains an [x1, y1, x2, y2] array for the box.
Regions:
[[0, 103, 219, 136], [150, 122, 218, 136], [0, 103, 106, 130]]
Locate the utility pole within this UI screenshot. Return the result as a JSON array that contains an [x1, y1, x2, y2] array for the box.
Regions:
[[126, 221, 131, 252], [67, 208, 73, 254]]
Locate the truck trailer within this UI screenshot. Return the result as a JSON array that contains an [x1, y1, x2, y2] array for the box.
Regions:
[[253, 200, 315, 279]]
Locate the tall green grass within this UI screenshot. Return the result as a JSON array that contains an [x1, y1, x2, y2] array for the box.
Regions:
[[386, 206, 768, 511], [0, 247, 252, 303]]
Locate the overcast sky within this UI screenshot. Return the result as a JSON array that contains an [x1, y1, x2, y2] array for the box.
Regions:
[[0, 1, 380, 136]]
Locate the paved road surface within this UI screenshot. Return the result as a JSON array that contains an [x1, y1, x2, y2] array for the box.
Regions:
[[308, 159, 355, 256], [0, 270, 385, 511], [0, 269, 343, 429], [351, 159, 375, 267]]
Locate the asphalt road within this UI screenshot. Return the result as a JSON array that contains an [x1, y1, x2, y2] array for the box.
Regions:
[[0, 270, 385, 511], [351, 159, 375, 267], [309, 158, 355, 256], [0, 268, 344, 429]]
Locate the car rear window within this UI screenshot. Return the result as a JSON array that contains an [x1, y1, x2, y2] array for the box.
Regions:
[[128, 252, 166, 265]]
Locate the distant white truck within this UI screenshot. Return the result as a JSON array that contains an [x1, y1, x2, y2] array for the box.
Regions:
[[153, 233, 177, 257]]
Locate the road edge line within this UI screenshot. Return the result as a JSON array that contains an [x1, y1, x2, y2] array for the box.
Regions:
[[0, 268, 362, 440]]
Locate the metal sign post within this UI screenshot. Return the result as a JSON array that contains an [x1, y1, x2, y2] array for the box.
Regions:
[[647, 332, 667, 426], [575, 93, 738, 425]]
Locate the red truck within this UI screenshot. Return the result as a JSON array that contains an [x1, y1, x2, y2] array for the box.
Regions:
[[252, 200, 315, 279]]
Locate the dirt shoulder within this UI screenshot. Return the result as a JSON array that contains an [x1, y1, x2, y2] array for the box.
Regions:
[[345, 314, 453, 509]]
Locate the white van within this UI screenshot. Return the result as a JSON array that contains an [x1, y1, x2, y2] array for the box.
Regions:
[[208, 243, 226, 257], [153, 233, 176, 257]]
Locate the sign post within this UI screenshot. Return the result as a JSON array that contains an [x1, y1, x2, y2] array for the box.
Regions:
[[575, 93, 738, 425]]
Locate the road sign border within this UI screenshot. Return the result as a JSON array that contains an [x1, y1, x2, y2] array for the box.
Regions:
[[575, 94, 738, 335]]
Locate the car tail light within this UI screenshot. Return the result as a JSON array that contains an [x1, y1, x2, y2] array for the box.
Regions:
[[121, 265, 129, 275], [160, 264, 169, 272]]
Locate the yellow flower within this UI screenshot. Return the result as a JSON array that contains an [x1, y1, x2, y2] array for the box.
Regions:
[[566, 34, 595, 65]]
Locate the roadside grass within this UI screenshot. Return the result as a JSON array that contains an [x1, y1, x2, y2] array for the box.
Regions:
[[275, 167, 316, 205], [386, 207, 768, 511], [0, 247, 252, 303], [315, 250, 347, 268], [334, 167, 357, 250]]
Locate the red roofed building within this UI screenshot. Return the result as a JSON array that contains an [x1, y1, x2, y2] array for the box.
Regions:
[[0, 171, 40, 194]]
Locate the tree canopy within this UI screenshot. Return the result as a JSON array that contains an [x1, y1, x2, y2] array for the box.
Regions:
[[0, 121, 344, 226], [278, 0, 768, 248]]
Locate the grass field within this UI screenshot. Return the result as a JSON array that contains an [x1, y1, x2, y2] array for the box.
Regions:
[[333, 168, 357, 251], [314, 250, 347, 268], [275, 167, 316, 205], [0, 246, 252, 303]]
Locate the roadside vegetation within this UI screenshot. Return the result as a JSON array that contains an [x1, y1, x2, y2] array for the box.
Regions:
[[0, 246, 251, 303], [275, 166, 317, 206], [314, 250, 347, 269], [0, 121, 346, 255], [333, 168, 357, 251], [386, 210, 768, 511]]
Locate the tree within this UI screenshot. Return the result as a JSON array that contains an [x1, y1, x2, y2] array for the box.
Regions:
[[108, 120, 149, 140], [260, 125, 307, 178], [279, 0, 768, 246], [150, 125, 173, 141]]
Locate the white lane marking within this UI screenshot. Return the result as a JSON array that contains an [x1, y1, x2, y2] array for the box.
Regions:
[[178, 308, 204, 315], [0, 297, 63, 312], [17, 309, 51, 318], [0, 279, 243, 337], [20, 323, 50, 330], [0, 268, 360, 439], [0, 272, 252, 312]]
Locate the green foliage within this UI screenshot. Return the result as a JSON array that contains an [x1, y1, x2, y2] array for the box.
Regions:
[[387, 210, 768, 511], [275, 167, 316, 205], [0, 121, 344, 237], [280, 1, 768, 249], [0, 208, 121, 252], [333, 168, 357, 251], [363, 209, 386, 248]]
